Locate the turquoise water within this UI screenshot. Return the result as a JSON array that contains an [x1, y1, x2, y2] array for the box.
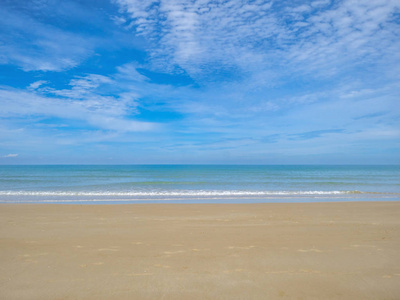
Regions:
[[0, 165, 399, 204]]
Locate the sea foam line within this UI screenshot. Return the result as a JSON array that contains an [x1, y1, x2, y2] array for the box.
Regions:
[[0, 190, 363, 197]]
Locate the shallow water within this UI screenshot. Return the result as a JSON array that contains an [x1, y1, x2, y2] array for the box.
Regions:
[[0, 165, 399, 203]]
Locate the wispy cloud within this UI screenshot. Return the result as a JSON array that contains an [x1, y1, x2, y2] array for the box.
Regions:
[[28, 81, 48, 90], [115, 0, 278, 78], [289, 129, 345, 140], [0, 0, 398, 164], [0, 79, 156, 133], [0, 7, 94, 71], [3, 154, 18, 158], [0, 1, 143, 72], [115, 0, 400, 82]]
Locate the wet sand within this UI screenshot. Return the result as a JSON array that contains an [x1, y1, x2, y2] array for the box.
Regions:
[[1, 202, 400, 299]]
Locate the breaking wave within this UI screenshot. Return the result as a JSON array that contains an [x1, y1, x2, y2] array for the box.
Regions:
[[0, 190, 365, 197]]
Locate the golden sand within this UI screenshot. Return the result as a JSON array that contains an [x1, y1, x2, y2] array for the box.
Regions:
[[1, 202, 400, 299]]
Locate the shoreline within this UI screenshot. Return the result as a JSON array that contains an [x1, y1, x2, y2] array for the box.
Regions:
[[1, 194, 399, 205], [1, 201, 400, 299]]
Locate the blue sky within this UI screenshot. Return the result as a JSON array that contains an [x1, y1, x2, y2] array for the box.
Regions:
[[0, 0, 399, 164]]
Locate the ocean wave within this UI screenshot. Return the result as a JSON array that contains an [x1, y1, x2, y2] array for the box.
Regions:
[[0, 190, 365, 197]]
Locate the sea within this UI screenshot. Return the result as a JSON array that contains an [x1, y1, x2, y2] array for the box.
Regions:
[[0, 165, 399, 204]]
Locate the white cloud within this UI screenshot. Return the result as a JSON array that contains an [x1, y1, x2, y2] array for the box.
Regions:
[[3, 154, 18, 158], [0, 0, 151, 74], [51, 74, 114, 99], [115, 0, 279, 77], [116, 63, 149, 82], [115, 0, 400, 82], [0, 83, 156, 133], [28, 81, 48, 90], [0, 9, 93, 71]]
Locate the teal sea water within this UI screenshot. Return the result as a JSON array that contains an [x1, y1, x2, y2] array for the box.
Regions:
[[0, 165, 399, 204]]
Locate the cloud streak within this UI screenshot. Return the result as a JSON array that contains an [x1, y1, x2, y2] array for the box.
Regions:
[[0, 79, 156, 133], [0, 7, 94, 71], [3, 154, 18, 158], [115, 0, 400, 82]]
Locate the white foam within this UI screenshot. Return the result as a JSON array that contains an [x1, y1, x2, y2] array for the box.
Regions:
[[0, 190, 360, 197]]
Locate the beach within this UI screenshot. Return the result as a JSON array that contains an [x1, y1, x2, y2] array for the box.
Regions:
[[1, 202, 399, 299]]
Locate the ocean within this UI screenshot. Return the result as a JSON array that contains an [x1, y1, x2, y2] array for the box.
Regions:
[[0, 165, 399, 204]]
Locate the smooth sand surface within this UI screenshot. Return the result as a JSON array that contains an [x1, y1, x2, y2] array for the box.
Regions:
[[1, 202, 400, 299]]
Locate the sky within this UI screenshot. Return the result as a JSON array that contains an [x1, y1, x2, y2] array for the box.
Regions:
[[0, 0, 399, 165]]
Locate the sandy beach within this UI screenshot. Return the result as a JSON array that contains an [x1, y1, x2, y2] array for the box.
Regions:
[[1, 202, 399, 299]]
